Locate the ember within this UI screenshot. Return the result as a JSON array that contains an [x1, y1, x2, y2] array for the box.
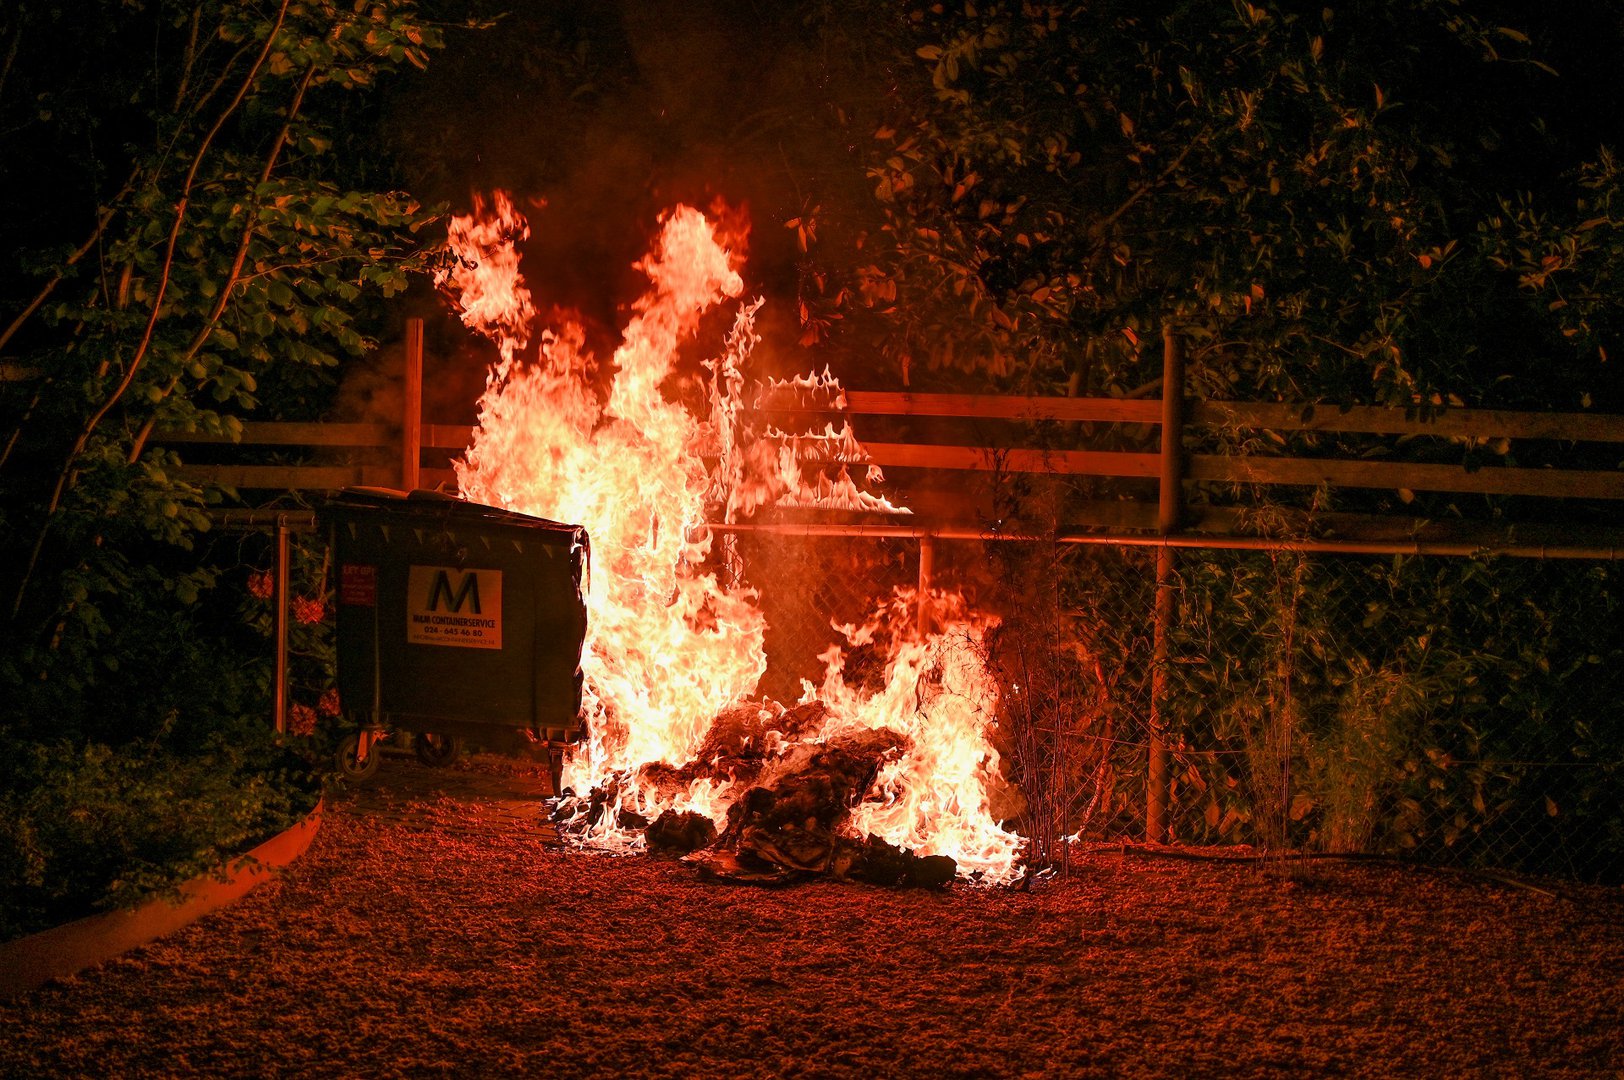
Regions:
[[438, 197, 1022, 885]]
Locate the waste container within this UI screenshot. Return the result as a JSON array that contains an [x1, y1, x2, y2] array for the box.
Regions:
[[324, 488, 589, 791]]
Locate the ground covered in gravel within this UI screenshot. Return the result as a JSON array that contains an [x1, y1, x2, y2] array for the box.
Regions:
[[2, 753, 1621, 1079]]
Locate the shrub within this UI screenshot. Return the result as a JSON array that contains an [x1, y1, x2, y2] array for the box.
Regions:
[[0, 737, 317, 942]]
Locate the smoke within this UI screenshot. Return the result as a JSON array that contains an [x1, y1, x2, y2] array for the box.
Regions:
[[326, 1, 882, 488], [377, 1, 841, 369]]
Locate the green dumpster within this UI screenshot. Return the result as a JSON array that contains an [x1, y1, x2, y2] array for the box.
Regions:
[[325, 488, 589, 790]]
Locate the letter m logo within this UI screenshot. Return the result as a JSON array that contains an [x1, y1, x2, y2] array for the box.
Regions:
[[427, 569, 481, 614]]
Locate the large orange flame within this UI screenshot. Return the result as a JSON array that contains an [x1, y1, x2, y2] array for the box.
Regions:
[[441, 198, 1021, 883]]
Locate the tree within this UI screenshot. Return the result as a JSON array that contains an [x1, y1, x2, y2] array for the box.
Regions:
[[0, 0, 445, 735], [797, 0, 1624, 413]]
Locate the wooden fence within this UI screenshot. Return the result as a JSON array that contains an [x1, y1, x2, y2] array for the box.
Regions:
[[156, 318, 1624, 556]]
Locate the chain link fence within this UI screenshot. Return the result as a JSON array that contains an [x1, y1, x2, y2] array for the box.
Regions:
[[731, 530, 921, 705], [1147, 549, 1624, 883], [730, 528, 1624, 884]]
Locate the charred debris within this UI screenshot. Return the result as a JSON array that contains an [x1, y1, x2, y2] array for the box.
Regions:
[[551, 700, 959, 889]]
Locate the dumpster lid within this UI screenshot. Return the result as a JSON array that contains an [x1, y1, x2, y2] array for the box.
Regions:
[[325, 487, 588, 543]]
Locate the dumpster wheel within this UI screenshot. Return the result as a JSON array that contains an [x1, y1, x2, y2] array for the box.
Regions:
[[414, 733, 464, 768], [335, 732, 382, 783]]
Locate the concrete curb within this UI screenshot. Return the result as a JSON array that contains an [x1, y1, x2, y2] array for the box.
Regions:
[[0, 797, 324, 1000]]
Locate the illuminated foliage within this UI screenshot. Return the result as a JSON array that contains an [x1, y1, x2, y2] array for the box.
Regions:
[[0, 0, 445, 694], [0, 0, 448, 932], [801, 1, 1624, 412]]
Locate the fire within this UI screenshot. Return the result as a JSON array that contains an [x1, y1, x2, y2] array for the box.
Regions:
[[437, 191, 534, 366], [440, 197, 1021, 884], [817, 592, 1022, 878]]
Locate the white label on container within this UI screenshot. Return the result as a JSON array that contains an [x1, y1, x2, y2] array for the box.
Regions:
[[406, 566, 502, 650]]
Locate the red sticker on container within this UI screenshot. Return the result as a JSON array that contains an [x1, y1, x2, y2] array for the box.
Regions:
[[339, 564, 376, 606]]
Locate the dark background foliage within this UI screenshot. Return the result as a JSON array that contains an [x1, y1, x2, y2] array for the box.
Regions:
[[3, 0, 1624, 935]]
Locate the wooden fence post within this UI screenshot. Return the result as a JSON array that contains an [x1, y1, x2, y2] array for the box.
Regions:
[[402, 317, 423, 491], [1148, 325, 1186, 844]]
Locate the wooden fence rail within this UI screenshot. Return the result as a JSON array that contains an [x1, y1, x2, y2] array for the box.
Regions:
[[148, 316, 1624, 518], [832, 391, 1624, 442]]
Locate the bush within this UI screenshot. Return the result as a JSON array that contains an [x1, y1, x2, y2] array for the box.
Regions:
[[0, 737, 318, 942], [0, 510, 336, 942]]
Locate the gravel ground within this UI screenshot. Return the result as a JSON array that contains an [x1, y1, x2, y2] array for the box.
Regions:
[[2, 753, 1621, 1079]]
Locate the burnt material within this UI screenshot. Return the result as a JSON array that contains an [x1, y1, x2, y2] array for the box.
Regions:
[[645, 811, 718, 857], [638, 699, 830, 795], [556, 704, 962, 887], [684, 728, 958, 888]]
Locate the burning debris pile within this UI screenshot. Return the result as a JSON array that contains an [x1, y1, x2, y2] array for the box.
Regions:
[[579, 704, 955, 888], [688, 727, 956, 890], [437, 196, 1022, 886], [563, 688, 959, 887]]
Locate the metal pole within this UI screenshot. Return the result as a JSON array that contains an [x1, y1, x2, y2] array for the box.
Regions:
[[1147, 324, 1186, 844], [1148, 548, 1174, 844], [704, 520, 1624, 561], [917, 532, 936, 636], [274, 518, 290, 735], [402, 317, 423, 491], [1056, 533, 1619, 560]]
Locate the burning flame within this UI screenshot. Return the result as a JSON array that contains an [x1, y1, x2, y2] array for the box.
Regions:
[[437, 191, 534, 365], [440, 197, 1021, 884]]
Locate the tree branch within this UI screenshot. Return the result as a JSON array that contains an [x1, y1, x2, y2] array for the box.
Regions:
[[172, 7, 203, 112], [0, 197, 125, 357], [11, 0, 292, 623], [1089, 134, 1204, 239], [128, 63, 318, 466], [0, 13, 21, 108], [51, 0, 292, 494]]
